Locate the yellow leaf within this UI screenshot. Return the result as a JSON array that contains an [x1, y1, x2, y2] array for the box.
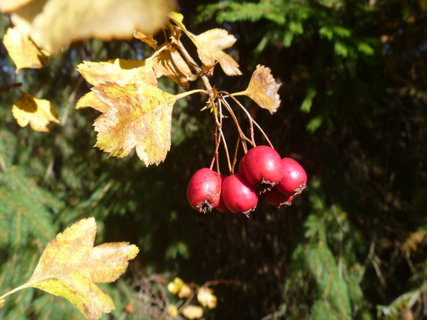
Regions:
[[170, 13, 241, 76], [134, 31, 158, 49], [167, 277, 184, 294], [12, 93, 60, 132], [239, 65, 281, 114], [9, 0, 175, 53], [26, 218, 139, 320], [0, 0, 33, 12], [166, 305, 179, 317], [151, 46, 194, 87], [181, 305, 203, 319], [77, 59, 157, 87], [75, 91, 109, 112], [193, 29, 242, 76], [89, 82, 176, 165], [177, 284, 192, 298], [2, 27, 48, 71], [197, 287, 217, 309]]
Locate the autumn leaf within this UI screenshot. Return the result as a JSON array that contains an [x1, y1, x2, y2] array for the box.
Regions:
[[77, 59, 157, 87], [12, 93, 60, 132], [0, 0, 33, 12], [81, 82, 177, 165], [197, 287, 217, 309], [0, 218, 139, 319], [134, 31, 158, 49], [2, 27, 48, 71], [193, 29, 242, 76], [181, 305, 204, 319], [8, 0, 175, 53], [235, 65, 281, 114], [170, 12, 242, 76], [151, 46, 194, 87]]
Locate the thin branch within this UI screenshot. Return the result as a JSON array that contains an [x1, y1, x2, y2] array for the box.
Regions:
[[226, 94, 274, 148]]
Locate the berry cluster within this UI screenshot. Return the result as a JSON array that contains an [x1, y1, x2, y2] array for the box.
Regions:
[[187, 146, 307, 216]]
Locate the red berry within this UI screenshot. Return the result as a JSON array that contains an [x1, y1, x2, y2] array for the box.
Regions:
[[216, 175, 228, 213], [240, 146, 283, 193], [221, 174, 258, 214], [266, 189, 294, 208], [187, 168, 222, 213], [276, 158, 307, 195]]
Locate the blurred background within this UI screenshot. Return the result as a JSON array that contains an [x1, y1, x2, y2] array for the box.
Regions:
[[0, 0, 426, 319]]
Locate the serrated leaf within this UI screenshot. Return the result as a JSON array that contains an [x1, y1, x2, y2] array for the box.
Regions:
[[77, 59, 157, 87], [86, 82, 177, 165], [170, 13, 241, 76], [0, 0, 33, 12], [2, 27, 48, 71], [238, 65, 281, 114], [23, 218, 139, 320], [151, 45, 194, 87], [193, 29, 242, 76], [9, 0, 175, 54], [12, 93, 60, 132]]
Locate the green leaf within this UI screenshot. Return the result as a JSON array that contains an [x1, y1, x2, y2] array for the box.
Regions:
[[334, 42, 348, 57], [306, 116, 323, 132], [300, 88, 317, 113]]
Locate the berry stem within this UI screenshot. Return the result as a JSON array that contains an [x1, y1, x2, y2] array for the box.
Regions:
[[232, 136, 241, 172], [226, 94, 274, 149], [220, 96, 254, 152], [217, 99, 233, 173]]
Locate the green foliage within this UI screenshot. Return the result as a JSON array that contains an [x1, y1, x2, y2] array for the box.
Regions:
[[0, 1, 427, 319]]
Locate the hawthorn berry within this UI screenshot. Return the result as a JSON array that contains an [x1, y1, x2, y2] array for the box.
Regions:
[[240, 146, 283, 193], [221, 174, 258, 214], [266, 188, 294, 208], [276, 158, 307, 195], [187, 168, 222, 213], [216, 175, 228, 213]]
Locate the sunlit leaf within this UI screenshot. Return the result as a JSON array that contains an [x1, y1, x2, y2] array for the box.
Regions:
[[166, 305, 179, 317], [12, 93, 60, 132], [87, 82, 177, 165], [151, 46, 194, 87], [9, 0, 175, 53], [170, 13, 241, 76], [134, 31, 158, 49], [237, 65, 281, 114], [167, 277, 184, 294], [193, 29, 242, 76], [197, 287, 217, 309], [0, 0, 33, 12], [0, 218, 139, 319], [77, 59, 157, 87], [177, 284, 192, 298], [181, 305, 203, 319], [2, 27, 48, 71]]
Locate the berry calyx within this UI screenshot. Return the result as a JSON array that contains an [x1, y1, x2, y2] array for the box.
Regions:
[[276, 158, 307, 195], [221, 174, 258, 214], [266, 189, 294, 208], [187, 168, 222, 213], [239, 146, 283, 194]]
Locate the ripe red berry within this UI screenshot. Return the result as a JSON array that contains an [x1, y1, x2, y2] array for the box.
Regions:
[[276, 158, 307, 195], [187, 168, 222, 213], [216, 175, 228, 213], [239, 146, 283, 193], [221, 174, 258, 214], [266, 188, 294, 208]]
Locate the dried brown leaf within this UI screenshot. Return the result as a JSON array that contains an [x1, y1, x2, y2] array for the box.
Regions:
[[240, 65, 281, 114]]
